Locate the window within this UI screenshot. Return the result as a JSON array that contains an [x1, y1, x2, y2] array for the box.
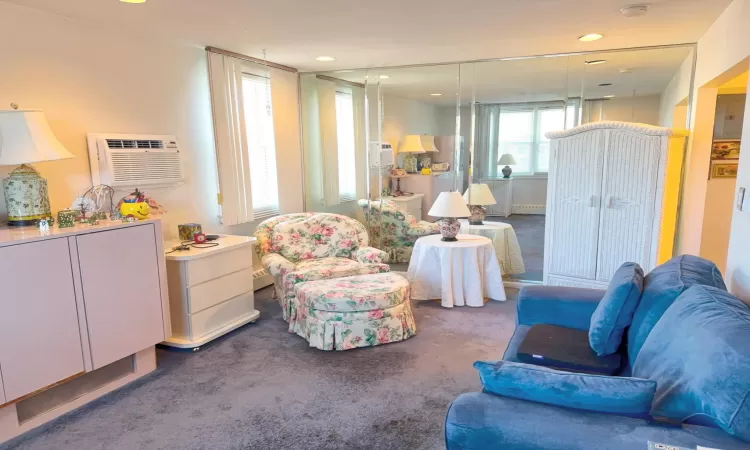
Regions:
[[242, 73, 279, 219], [335, 91, 357, 202], [497, 101, 578, 175]]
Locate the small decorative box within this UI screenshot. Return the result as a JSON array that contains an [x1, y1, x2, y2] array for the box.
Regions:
[[57, 209, 77, 228], [178, 223, 202, 241]]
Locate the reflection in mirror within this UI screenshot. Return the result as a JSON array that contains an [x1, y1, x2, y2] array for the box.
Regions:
[[299, 44, 696, 278]]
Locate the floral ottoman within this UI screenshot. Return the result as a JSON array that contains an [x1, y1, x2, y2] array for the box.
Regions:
[[291, 273, 417, 351]]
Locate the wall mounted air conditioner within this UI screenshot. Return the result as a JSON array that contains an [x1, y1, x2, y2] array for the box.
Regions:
[[87, 133, 184, 188]]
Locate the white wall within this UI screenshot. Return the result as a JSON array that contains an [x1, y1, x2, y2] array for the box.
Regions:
[[665, 0, 750, 301], [714, 94, 747, 139], [584, 95, 662, 126], [659, 51, 695, 128], [382, 95, 448, 150], [0, 2, 218, 238]]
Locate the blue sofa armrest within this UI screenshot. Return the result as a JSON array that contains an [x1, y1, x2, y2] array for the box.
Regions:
[[445, 392, 747, 450], [517, 285, 607, 331]]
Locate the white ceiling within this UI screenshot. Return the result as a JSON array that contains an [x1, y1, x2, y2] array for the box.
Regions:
[[1, 0, 729, 72], [316, 46, 694, 105]]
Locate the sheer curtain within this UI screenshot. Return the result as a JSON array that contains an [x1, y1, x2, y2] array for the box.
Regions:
[[474, 105, 501, 179]]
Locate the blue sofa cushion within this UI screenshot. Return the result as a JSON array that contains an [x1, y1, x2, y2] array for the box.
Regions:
[[474, 360, 656, 417], [589, 262, 644, 356], [627, 255, 726, 362], [633, 285, 750, 442]]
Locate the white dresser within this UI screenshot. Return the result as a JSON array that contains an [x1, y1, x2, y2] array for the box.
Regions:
[[384, 194, 424, 220], [164, 235, 259, 349]]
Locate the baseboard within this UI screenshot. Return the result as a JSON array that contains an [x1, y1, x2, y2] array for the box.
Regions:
[[511, 204, 545, 215]]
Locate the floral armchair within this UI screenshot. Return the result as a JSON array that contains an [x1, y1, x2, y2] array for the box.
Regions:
[[357, 199, 440, 263], [254, 213, 390, 323]]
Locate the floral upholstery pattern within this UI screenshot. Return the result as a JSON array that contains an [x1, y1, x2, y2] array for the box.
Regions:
[[296, 273, 409, 312], [291, 273, 417, 351], [254, 213, 390, 323], [358, 199, 440, 263]]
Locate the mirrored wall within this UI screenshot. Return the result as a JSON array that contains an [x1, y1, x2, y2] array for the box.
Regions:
[[300, 44, 695, 282]]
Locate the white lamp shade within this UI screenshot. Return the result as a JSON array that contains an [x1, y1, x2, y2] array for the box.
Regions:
[[420, 135, 438, 152], [463, 183, 497, 206], [498, 153, 517, 165], [428, 191, 471, 218], [0, 110, 74, 165], [398, 135, 426, 153]]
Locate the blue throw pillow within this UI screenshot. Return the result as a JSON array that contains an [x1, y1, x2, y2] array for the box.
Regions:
[[633, 285, 750, 442], [474, 360, 656, 417], [589, 262, 644, 356]]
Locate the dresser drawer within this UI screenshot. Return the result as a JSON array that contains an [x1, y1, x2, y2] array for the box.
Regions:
[[186, 245, 253, 286], [188, 267, 254, 314], [190, 292, 255, 339]]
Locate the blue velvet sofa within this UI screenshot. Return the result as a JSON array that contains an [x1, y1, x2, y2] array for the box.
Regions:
[[445, 255, 750, 449]]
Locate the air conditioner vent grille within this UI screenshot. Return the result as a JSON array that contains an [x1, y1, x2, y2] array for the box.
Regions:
[[106, 139, 165, 149], [110, 152, 183, 185]]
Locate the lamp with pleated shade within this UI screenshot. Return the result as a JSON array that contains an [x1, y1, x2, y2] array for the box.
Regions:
[[463, 183, 496, 225], [428, 191, 471, 241], [0, 110, 75, 226]]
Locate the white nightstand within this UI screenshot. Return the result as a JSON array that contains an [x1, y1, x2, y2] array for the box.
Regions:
[[163, 235, 259, 350], [384, 193, 425, 220]]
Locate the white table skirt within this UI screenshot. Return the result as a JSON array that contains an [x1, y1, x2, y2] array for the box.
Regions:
[[407, 234, 506, 308], [459, 219, 526, 275]]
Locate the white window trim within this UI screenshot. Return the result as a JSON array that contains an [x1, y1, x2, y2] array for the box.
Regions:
[[334, 88, 358, 203]]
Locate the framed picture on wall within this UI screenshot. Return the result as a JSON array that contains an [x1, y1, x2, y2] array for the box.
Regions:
[[711, 161, 739, 178], [711, 140, 741, 160]]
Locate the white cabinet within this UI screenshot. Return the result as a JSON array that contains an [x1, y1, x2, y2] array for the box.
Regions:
[[544, 122, 686, 288], [164, 235, 259, 349], [480, 178, 513, 218], [399, 173, 463, 222], [0, 238, 84, 402], [0, 220, 168, 443]]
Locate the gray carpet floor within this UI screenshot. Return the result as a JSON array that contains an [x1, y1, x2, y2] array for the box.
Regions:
[[4, 287, 518, 450], [486, 215, 545, 282]]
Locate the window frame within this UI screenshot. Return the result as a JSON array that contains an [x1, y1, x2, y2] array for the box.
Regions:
[[493, 100, 579, 177], [334, 87, 358, 203], [240, 71, 280, 220]]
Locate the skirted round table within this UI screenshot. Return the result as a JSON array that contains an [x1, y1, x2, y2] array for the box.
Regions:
[[407, 234, 506, 308], [458, 219, 526, 275]]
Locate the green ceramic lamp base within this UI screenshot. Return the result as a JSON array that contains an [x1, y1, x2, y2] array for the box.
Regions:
[[3, 164, 52, 227]]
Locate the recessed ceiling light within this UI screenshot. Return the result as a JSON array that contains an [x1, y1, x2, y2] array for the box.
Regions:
[[315, 56, 336, 62], [379, 75, 391, 79], [585, 59, 607, 65], [336, 70, 354, 73], [119, 0, 146, 3], [579, 33, 603, 42], [621, 4, 649, 17], [599, 83, 613, 87], [603, 95, 615, 98], [430, 93, 443, 96], [619, 68, 635, 74]]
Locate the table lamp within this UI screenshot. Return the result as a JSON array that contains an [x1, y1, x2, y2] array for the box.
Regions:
[[463, 183, 497, 225], [428, 191, 471, 242], [398, 135, 426, 173], [0, 110, 75, 226], [498, 153, 517, 178]]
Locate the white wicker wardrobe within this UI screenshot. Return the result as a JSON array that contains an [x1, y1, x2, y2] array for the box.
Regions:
[[543, 121, 687, 289]]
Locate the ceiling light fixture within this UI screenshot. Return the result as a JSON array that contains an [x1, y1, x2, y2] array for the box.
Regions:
[[119, 0, 147, 3], [315, 56, 336, 62], [619, 68, 635, 74], [379, 75, 391, 79], [603, 95, 615, 98], [585, 59, 607, 65], [599, 83, 613, 87], [620, 4, 649, 17], [579, 33, 604, 42], [430, 93, 443, 96]]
